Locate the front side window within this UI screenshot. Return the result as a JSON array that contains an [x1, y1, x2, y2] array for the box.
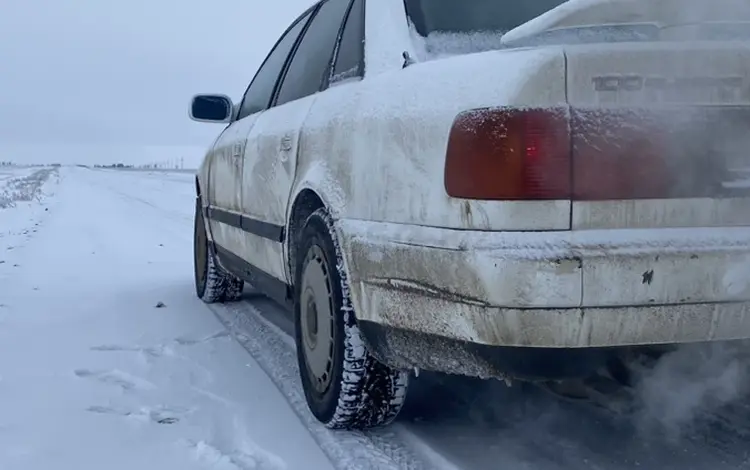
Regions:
[[404, 0, 566, 58], [237, 9, 313, 120], [275, 0, 353, 107]]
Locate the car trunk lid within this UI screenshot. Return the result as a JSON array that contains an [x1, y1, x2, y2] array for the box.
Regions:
[[566, 42, 750, 229]]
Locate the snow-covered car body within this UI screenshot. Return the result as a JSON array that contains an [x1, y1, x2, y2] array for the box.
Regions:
[[193, 0, 750, 382]]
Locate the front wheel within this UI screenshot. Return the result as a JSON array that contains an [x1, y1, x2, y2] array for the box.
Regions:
[[294, 208, 409, 430], [193, 199, 244, 303]]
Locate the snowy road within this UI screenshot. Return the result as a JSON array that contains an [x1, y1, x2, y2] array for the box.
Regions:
[[0, 168, 332, 470], [1, 167, 750, 470]]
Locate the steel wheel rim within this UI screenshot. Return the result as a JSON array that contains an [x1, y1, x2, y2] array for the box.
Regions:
[[300, 245, 335, 393]]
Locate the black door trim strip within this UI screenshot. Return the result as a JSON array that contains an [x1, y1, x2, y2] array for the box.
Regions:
[[213, 243, 293, 311], [207, 206, 285, 243], [207, 206, 241, 229]]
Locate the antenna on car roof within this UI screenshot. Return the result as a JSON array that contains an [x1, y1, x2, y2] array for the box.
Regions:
[[402, 51, 417, 69]]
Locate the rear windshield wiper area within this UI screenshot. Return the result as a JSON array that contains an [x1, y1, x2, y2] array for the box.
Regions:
[[504, 21, 750, 48], [410, 23, 660, 61], [501, 23, 661, 47], [410, 21, 750, 62]]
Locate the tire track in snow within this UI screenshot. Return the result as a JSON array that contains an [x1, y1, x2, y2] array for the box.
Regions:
[[82, 168, 750, 470], [0, 168, 333, 470], [83, 176, 193, 227], [86, 404, 193, 425], [185, 435, 286, 470], [207, 297, 445, 470], [73, 368, 157, 392], [211, 294, 750, 470]]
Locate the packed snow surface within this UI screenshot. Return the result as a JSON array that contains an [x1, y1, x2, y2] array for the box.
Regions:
[[1, 167, 750, 470], [0, 167, 333, 470]]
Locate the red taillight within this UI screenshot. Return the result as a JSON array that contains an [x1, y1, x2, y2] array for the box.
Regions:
[[444, 106, 735, 201], [571, 108, 671, 200], [444, 107, 571, 200]]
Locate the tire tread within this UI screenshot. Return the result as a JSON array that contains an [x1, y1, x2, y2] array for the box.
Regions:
[[301, 208, 409, 430], [195, 201, 244, 304]]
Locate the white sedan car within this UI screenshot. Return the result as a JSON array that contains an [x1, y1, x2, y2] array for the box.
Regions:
[[190, 0, 750, 429]]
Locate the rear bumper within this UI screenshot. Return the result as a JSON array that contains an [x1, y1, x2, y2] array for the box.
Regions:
[[335, 219, 750, 350]]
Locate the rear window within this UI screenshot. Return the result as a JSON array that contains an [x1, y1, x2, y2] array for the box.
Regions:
[[404, 0, 567, 58]]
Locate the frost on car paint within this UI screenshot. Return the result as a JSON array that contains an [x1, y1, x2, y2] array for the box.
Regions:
[[338, 219, 750, 344], [193, 0, 750, 426]]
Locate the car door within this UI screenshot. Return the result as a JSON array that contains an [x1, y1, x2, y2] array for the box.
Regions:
[[206, 121, 252, 256], [240, 0, 357, 284], [207, 8, 314, 260]]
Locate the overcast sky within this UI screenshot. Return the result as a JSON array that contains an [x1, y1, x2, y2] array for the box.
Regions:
[[0, 0, 313, 165]]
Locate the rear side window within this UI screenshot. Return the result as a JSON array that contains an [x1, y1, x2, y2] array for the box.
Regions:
[[275, 0, 353, 107], [238, 9, 312, 119], [331, 0, 365, 84]]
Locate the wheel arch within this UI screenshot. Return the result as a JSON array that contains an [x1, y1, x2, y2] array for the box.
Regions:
[[286, 160, 349, 283], [287, 188, 326, 287], [194, 175, 215, 244], [284, 170, 352, 284]]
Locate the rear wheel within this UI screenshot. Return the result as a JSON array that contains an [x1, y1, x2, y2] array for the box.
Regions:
[[294, 208, 409, 430], [193, 199, 244, 303]]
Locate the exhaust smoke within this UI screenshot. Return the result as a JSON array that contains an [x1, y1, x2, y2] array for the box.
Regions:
[[632, 342, 750, 440]]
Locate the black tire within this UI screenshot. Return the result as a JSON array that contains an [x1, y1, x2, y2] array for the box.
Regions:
[[194, 198, 244, 303], [294, 208, 409, 430]]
